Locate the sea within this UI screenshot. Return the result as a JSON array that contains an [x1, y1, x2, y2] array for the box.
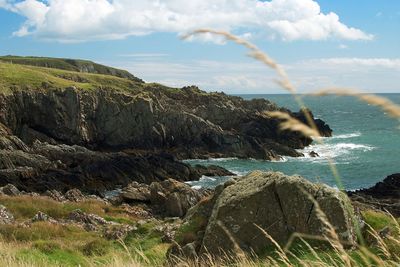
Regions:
[[185, 94, 400, 191]]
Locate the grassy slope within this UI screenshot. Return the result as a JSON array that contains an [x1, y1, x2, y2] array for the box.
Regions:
[[0, 61, 146, 94], [0, 195, 399, 266], [0, 55, 143, 82], [0, 195, 169, 267]]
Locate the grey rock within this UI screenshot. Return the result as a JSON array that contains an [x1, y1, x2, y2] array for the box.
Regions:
[[68, 209, 109, 231], [0, 205, 14, 224], [104, 225, 137, 240], [173, 171, 356, 258], [45, 189, 66, 202], [1, 184, 21, 196], [200, 171, 356, 255], [31, 211, 57, 223], [65, 189, 85, 202], [120, 182, 151, 202], [149, 179, 203, 217]]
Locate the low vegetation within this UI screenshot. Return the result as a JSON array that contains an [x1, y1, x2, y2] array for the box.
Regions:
[[0, 192, 399, 266], [0, 55, 143, 82], [0, 195, 169, 266], [0, 61, 144, 94]]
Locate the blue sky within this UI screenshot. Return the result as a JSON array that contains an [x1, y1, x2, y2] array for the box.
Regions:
[[0, 0, 399, 94]]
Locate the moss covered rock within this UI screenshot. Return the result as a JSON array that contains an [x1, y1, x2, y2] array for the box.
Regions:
[[172, 171, 356, 258]]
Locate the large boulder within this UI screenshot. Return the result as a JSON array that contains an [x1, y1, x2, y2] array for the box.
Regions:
[[172, 171, 356, 258], [150, 179, 205, 217], [120, 182, 151, 202]]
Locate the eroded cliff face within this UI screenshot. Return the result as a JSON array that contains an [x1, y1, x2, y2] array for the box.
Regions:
[[0, 84, 332, 193], [0, 86, 331, 160]]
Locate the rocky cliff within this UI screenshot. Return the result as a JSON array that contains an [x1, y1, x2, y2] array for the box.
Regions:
[[0, 85, 331, 160], [0, 59, 332, 194]]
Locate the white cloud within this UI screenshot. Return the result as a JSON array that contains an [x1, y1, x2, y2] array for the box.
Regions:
[[316, 58, 400, 69], [338, 44, 348, 49], [107, 57, 400, 94], [118, 53, 169, 58], [1, 0, 373, 42]]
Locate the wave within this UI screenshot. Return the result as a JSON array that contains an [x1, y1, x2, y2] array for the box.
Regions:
[[296, 142, 375, 162], [331, 132, 361, 139], [183, 157, 238, 163]]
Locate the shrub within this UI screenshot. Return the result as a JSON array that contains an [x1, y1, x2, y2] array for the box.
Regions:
[[81, 238, 111, 256]]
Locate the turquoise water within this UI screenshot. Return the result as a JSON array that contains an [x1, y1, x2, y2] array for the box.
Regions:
[[186, 94, 400, 190]]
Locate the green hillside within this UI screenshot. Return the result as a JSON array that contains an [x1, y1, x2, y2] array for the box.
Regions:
[[0, 60, 149, 94], [0, 55, 143, 83]]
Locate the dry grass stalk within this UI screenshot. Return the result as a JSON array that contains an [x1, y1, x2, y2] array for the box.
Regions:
[[312, 88, 400, 119], [216, 220, 247, 260], [182, 29, 323, 136], [253, 224, 291, 266], [297, 187, 352, 267], [263, 111, 321, 139], [181, 29, 296, 94]]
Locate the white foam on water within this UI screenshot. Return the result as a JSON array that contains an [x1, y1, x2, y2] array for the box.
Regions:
[[191, 185, 202, 190], [183, 157, 238, 163], [271, 157, 288, 163], [331, 132, 361, 139], [295, 142, 375, 163]]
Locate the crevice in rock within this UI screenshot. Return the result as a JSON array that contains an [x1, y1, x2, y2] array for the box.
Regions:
[[272, 182, 289, 233], [306, 187, 321, 224]]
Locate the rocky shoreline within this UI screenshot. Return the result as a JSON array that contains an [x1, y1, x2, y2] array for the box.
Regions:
[[1, 170, 398, 261], [0, 83, 331, 194], [348, 173, 400, 217], [0, 58, 398, 265]]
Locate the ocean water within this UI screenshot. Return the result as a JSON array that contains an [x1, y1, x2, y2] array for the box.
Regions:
[[186, 94, 400, 190]]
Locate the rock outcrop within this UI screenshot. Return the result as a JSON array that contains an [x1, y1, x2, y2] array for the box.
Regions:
[[0, 205, 14, 224], [0, 86, 330, 161], [119, 179, 208, 217], [0, 125, 230, 194], [0, 59, 332, 196], [171, 171, 356, 258], [348, 173, 400, 216]]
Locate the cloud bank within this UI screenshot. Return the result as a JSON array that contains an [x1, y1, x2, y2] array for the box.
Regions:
[[110, 57, 400, 94], [1, 0, 373, 42]]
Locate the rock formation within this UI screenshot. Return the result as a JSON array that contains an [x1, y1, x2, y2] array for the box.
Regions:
[[171, 171, 356, 258], [118, 179, 210, 217], [348, 173, 400, 216], [0, 59, 331, 195]]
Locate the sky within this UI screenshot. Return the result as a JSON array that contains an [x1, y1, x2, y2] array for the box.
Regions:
[[0, 0, 399, 94]]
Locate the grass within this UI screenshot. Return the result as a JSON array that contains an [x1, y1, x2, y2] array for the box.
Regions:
[[1, 32, 400, 266], [0, 195, 118, 220], [0, 196, 171, 266], [0, 55, 143, 82], [0, 61, 143, 94]]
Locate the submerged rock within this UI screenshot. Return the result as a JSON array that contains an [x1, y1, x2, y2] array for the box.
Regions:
[[172, 171, 356, 258]]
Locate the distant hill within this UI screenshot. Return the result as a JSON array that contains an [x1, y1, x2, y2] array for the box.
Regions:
[[0, 55, 143, 83]]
